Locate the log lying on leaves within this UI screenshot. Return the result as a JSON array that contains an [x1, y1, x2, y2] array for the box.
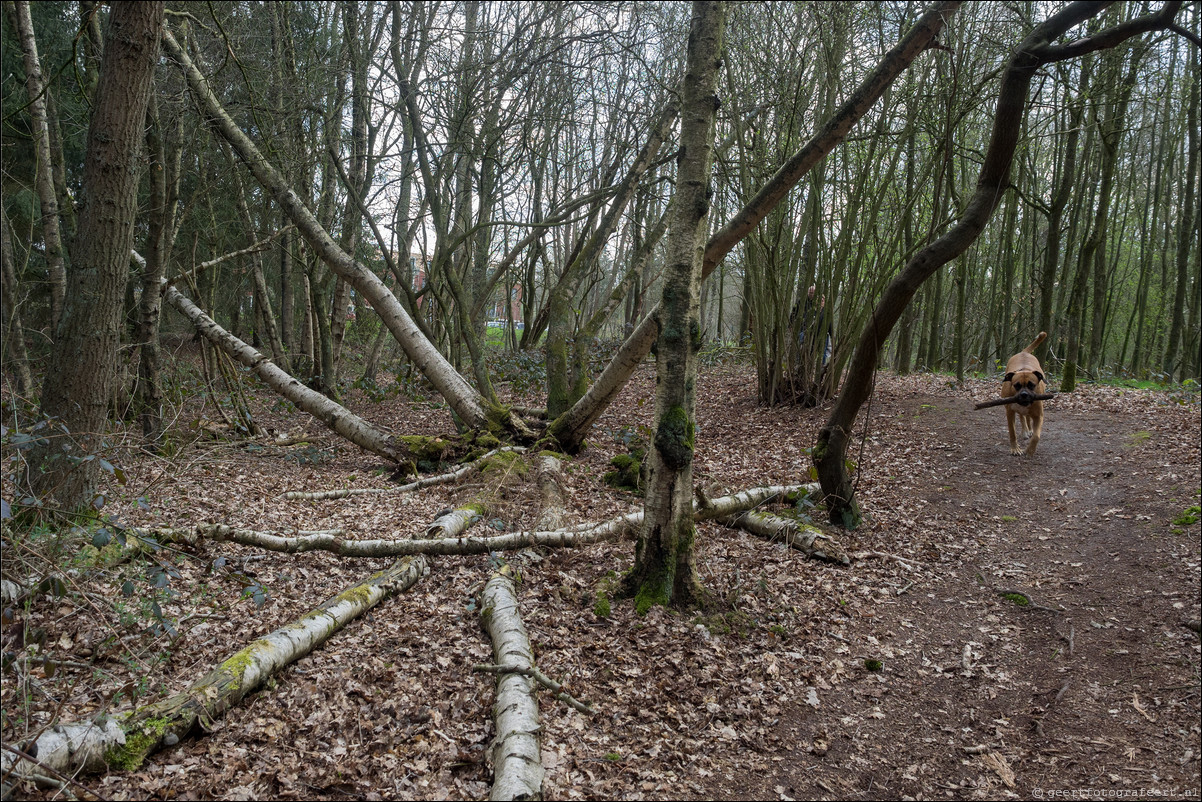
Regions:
[[535, 455, 567, 531], [718, 510, 850, 565], [284, 447, 526, 501], [164, 282, 405, 463], [426, 504, 486, 538], [169, 484, 814, 558], [972, 393, 1056, 410], [0, 556, 427, 781], [480, 567, 544, 801]]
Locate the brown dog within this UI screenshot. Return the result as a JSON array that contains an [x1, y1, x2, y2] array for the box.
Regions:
[[1002, 332, 1048, 456]]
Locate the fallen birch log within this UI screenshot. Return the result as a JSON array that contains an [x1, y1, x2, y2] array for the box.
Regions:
[[0, 555, 427, 781], [535, 455, 567, 531], [426, 504, 486, 538], [162, 484, 814, 558], [284, 447, 526, 501], [719, 510, 850, 565], [480, 568, 544, 801], [164, 282, 406, 463]]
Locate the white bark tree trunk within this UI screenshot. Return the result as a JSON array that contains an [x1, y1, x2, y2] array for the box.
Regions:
[[164, 282, 406, 463], [481, 569, 544, 801], [152, 484, 812, 558], [0, 556, 428, 780]]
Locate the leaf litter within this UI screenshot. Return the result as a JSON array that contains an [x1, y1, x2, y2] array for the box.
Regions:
[[1, 362, 1198, 800]]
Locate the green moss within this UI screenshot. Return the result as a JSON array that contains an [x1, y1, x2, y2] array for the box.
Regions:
[[397, 435, 454, 465], [335, 583, 378, 607], [694, 610, 755, 638], [220, 648, 255, 680], [105, 716, 172, 771], [864, 659, 883, 672], [812, 437, 828, 463], [472, 432, 504, 451], [654, 406, 694, 470], [1002, 593, 1030, 607], [603, 453, 642, 493], [633, 569, 672, 616], [1172, 505, 1200, 525], [481, 449, 527, 478], [693, 613, 731, 636], [75, 540, 130, 568], [593, 591, 611, 618]]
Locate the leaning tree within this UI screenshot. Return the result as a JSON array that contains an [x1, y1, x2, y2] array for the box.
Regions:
[[814, 0, 1186, 528]]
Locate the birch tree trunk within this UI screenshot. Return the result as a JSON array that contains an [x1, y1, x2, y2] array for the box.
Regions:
[[6, 0, 68, 333], [163, 283, 406, 463], [481, 569, 544, 801], [160, 28, 506, 435], [623, 1, 725, 613]]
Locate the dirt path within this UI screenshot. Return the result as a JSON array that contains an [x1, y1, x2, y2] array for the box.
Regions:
[[721, 379, 1202, 801]]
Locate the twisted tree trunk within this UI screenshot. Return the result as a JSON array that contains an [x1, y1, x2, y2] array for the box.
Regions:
[[815, 1, 1184, 528]]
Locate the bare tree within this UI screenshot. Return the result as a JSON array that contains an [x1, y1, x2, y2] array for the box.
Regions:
[[623, 0, 726, 612], [815, 0, 1185, 528]]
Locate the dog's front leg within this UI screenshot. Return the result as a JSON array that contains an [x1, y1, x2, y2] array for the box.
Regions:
[[1007, 408, 1022, 455], [1025, 407, 1043, 456]]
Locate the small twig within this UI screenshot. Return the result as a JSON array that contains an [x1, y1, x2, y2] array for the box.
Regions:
[[973, 392, 1056, 411], [896, 580, 915, 596], [1034, 679, 1073, 737], [474, 663, 595, 715], [995, 589, 1063, 614], [850, 550, 918, 572]]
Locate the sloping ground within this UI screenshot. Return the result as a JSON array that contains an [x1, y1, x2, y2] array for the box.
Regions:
[[2, 364, 1198, 801]]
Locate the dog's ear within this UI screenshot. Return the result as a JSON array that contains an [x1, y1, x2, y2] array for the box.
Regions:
[[1034, 371, 1045, 385], [1003, 372, 1014, 383]]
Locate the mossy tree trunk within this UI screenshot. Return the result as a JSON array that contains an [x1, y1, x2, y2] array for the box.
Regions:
[[624, 1, 725, 614]]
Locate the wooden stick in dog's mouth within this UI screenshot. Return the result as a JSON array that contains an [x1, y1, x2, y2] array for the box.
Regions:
[[973, 393, 1056, 411]]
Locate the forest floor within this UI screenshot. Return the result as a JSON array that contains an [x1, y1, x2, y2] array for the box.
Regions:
[[2, 348, 1200, 801]]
